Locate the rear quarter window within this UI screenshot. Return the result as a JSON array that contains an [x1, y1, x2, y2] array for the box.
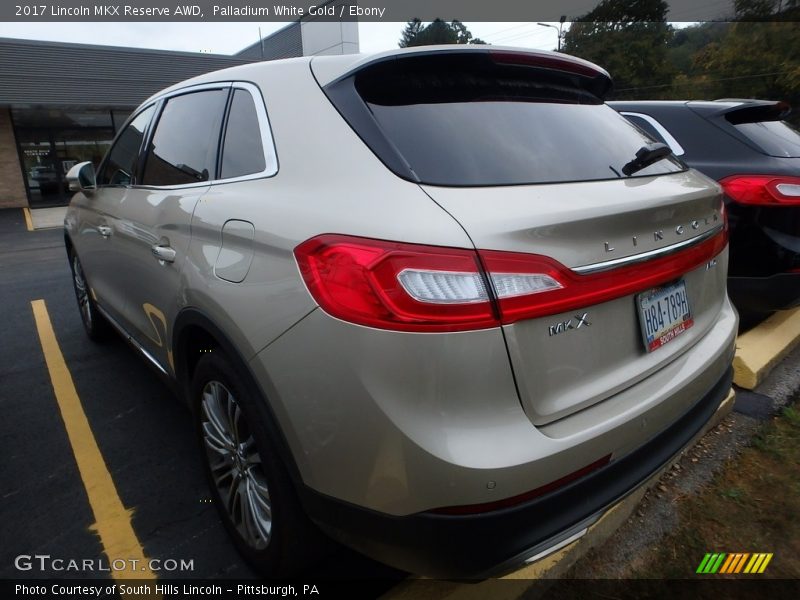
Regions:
[[733, 121, 800, 158], [220, 88, 267, 179]]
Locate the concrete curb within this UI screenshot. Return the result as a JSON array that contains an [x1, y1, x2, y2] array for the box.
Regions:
[[28, 206, 67, 230], [383, 389, 736, 600], [733, 307, 800, 389]]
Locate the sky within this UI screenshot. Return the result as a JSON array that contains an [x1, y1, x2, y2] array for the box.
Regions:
[[0, 21, 566, 55]]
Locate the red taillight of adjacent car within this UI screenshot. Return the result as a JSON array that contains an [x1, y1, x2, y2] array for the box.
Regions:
[[294, 229, 728, 332], [720, 175, 800, 206]]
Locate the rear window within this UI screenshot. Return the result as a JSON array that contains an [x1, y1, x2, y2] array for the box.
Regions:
[[733, 121, 800, 158], [328, 54, 684, 186]]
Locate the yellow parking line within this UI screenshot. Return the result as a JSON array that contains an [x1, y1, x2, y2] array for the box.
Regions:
[[31, 299, 157, 585], [23, 207, 33, 231]]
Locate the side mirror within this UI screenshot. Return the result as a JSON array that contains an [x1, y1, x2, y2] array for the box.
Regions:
[[66, 161, 97, 194]]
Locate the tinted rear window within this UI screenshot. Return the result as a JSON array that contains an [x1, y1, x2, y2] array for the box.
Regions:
[[337, 55, 684, 186], [734, 121, 800, 158]]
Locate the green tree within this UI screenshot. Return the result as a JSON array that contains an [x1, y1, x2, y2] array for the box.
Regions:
[[733, 0, 800, 19], [562, 0, 674, 98], [398, 18, 423, 48], [398, 19, 486, 47], [667, 22, 728, 77], [691, 22, 800, 108]]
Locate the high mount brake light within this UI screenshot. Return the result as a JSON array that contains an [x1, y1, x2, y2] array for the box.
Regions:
[[720, 175, 800, 206], [489, 51, 604, 79], [294, 230, 728, 332]]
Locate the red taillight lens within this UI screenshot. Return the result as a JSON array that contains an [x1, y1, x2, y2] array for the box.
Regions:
[[480, 226, 728, 324], [295, 229, 728, 332], [720, 175, 800, 206], [294, 235, 498, 332]]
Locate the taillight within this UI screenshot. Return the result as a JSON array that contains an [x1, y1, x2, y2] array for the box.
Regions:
[[480, 224, 727, 323], [294, 235, 498, 332], [720, 175, 800, 206], [295, 230, 728, 332]]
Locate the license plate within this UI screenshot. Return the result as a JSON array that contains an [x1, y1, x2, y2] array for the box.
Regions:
[[637, 280, 693, 352]]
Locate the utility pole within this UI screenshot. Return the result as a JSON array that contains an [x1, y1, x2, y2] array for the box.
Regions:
[[536, 16, 567, 52]]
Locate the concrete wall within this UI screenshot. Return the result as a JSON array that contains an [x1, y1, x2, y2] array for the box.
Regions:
[[0, 108, 28, 208], [300, 20, 359, 56]]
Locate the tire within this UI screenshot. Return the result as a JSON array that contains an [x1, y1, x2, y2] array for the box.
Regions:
[[192, 350, 321, 577], [736, 308, 772, 333], [68, 249, 112, 342]]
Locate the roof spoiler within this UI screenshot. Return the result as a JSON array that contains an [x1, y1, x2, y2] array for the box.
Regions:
[[692, 99, 792, 124], [487, 50, 613, 99], [323, 47, 613, 101]]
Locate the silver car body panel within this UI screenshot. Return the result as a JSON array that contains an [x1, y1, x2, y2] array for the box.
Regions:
[[65, 51, 737, 525], [251, 293, 735, 515]]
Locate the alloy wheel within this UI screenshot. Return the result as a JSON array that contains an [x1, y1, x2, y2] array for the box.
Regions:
[[72, 255, 92, 328], [200, 380, 272, 550]]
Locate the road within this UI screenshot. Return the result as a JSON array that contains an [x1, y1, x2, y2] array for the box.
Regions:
[[0, 208, 400, 586]]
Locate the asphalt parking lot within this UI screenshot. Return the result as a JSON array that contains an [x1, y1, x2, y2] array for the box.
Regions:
[[0, 208, 401, 585]]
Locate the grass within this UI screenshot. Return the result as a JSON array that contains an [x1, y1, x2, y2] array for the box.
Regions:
[[544, 406, 800, 600], [625, 402, 800, 578]]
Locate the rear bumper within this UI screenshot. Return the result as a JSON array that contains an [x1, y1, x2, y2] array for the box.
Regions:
[[299, 365, 734, 579], [728, 273, 800, 313]]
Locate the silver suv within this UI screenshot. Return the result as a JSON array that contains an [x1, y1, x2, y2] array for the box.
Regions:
[[64, 46, 737, 578]]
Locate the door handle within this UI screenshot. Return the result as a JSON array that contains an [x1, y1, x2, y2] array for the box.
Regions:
[[151, 244, 176, 263], [96, 225, 112, 238]]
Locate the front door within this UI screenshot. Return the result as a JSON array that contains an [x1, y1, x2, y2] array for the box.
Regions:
[[72, 105, 156, 325], [110, 87, 229, 373]]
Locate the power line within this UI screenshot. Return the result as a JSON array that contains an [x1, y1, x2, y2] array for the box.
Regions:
[[615, 70, 795, 92], [489, 28, 556, 45], [485, 27, 543, 44], [479, 22, 536, 40]]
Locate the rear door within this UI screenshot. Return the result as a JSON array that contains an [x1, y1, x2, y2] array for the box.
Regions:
[[320, 50, 729, 424]]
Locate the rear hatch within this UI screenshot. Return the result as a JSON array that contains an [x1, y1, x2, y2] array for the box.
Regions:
[[692, 100, 800, 273], [318, 49, 728, 424]]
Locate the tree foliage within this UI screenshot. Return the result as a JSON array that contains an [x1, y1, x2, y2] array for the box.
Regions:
[[689, 22, 800, 106], [398, 19, 486, 47], [559, 0, 799, 117], [394, 4, 800, 123], [563, 0, 674, 95]]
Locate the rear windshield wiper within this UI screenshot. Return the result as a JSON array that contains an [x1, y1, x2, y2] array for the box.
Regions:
[[621, 142, 672, 176]]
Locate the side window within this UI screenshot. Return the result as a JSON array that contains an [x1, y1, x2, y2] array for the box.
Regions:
[[97, 105, 155, 186], [620, 112, 685, 156], [220, 89, 268, 179], [141, 89, 228, 186]]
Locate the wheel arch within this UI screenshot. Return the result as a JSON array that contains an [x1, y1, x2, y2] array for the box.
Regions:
[[172, 308, 303, 484], [64, 230, 74, 257]]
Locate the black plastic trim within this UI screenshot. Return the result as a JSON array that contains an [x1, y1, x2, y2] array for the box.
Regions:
[[728, 273, 800, 312]]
